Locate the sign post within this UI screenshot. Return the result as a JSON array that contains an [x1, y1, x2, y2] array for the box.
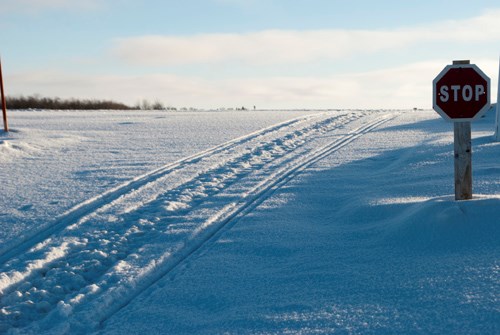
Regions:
[[432, 60, 490, 200], [0, 56, 8, 132], [495, 56, 500, 142], [453, 120, 472, 200]]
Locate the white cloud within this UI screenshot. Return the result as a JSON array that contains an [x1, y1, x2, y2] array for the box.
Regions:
[[9, 59, 498, 109], [112, 9, 500, 67], [112, 30, 410, 66]]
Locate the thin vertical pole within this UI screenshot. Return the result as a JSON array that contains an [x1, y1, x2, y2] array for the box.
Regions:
[[494, 56, 500, 141], [454, 121, 472, 200], [452, 60, 472, 200], [0, 56, 8, 132]]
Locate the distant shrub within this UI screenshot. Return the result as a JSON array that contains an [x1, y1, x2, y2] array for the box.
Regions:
[[134, 99, 176, 111], [151, 100, 165, 110], [6, 95, 133, 110]]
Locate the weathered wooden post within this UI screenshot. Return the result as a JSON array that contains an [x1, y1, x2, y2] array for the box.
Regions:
[[432, 60, 490, 200], [0, 56, 8, 132], [453, 119, 472, 199]]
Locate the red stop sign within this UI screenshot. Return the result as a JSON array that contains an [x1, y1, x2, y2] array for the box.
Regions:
[[433, 64, 490, 121]]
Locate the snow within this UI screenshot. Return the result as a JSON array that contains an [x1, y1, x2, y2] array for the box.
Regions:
[[0, 108, 499, 334]]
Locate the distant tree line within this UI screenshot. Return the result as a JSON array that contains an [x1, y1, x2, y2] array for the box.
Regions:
[[6, 95, 133, 110], [5, 95, 257, 111], [5, 95, 180, 111]]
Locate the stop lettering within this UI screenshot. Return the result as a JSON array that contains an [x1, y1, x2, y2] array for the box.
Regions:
[[433, 64, 490, 121], [439, 84, 485, 103]]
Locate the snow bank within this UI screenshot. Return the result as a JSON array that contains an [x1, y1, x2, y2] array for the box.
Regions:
[[379, 195, 500, 251]]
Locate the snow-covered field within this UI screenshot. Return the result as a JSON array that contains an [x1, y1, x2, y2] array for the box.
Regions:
[[0, 108, 498, 334]]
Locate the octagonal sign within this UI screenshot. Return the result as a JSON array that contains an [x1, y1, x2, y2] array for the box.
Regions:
[[433, 63, 490, 122]]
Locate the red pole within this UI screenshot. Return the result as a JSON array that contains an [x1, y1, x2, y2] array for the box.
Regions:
[[0, 56, 9, 132]]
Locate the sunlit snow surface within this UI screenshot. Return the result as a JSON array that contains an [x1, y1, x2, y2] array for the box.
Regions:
[[0, 108, 499, 334]]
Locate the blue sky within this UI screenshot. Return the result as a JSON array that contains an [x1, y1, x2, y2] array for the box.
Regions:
[[1, 0, 499, 109]]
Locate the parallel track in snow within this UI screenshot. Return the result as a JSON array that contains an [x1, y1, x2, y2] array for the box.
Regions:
[[94, 112, 397, 328], [0, 111, 397, 333], [0, 115, 311, 264]]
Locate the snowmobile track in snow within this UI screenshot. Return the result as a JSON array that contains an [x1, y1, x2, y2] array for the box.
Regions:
[[0, 116, 308, 264], [0, 110, 397, 333]]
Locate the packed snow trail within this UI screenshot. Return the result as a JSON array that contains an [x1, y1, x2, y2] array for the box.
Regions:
[[0, 110, 396, 333], [0, 115, 309, 262]]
